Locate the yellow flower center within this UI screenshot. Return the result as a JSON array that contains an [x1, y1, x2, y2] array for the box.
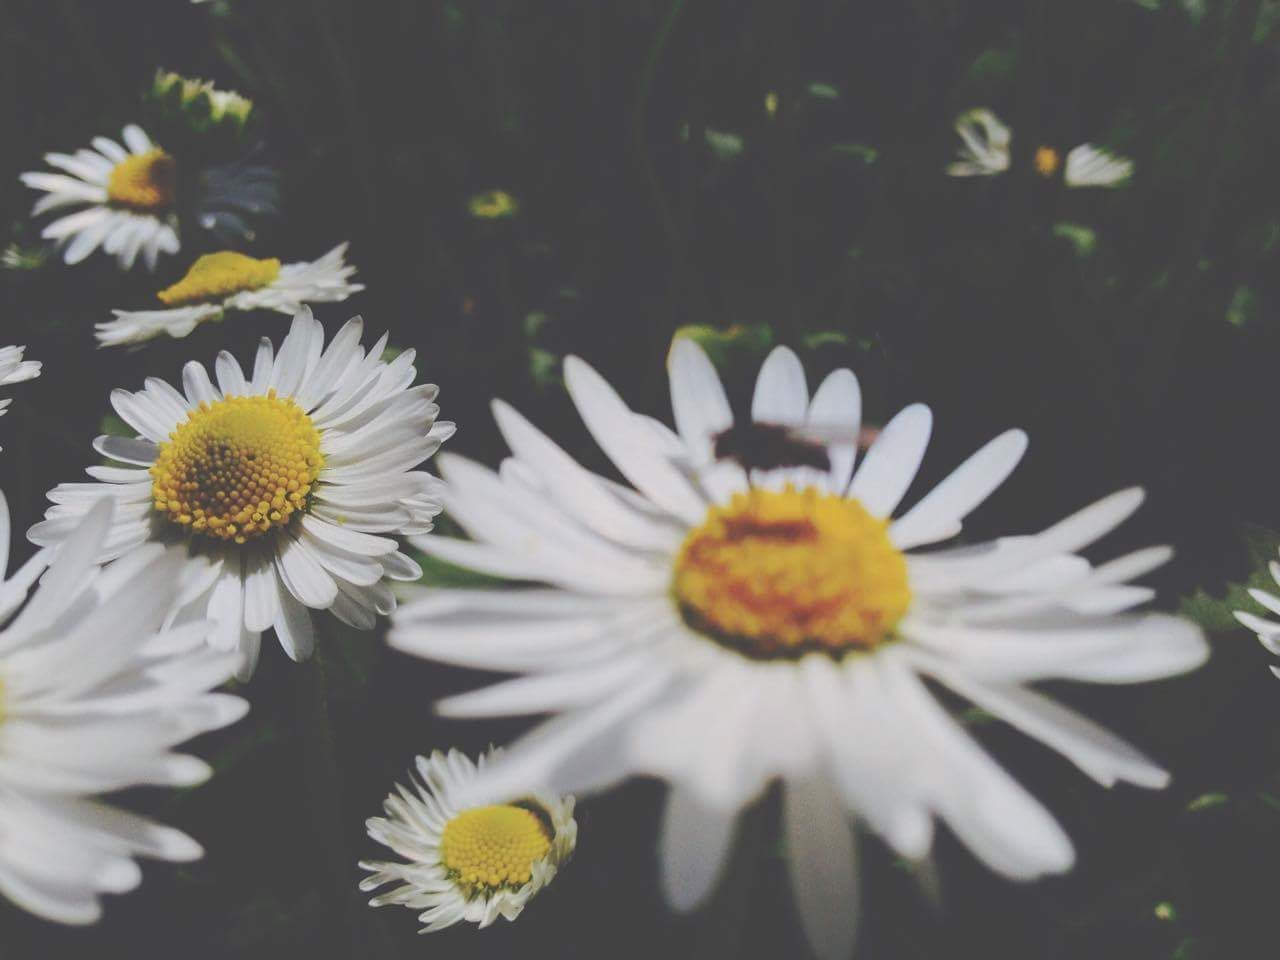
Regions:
[[1034, 146, 1061, 179], [150, 392, 324, 544], [673, 487, 911, 658], [106, 149, 176, 210], [157, 251, 281, 307], [439, 804, 552, 896]]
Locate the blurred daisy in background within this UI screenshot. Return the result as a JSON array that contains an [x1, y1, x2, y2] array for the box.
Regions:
[[0, 346, 41, 447], [20, 125, 180, 270], [360, 747, 576, 932], [948, 108, 1133, 188], [0, 493, 247, 924], [1232, 555, 1280, 678], [390, 340, 1207, 959], [31, 310, 452, 679], [946, 108, 1011, 178], [97, 244, 363, 347]]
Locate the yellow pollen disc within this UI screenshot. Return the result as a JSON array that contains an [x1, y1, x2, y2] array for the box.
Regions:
[[157, 251, 281, 307], [673, 487, 911, 657], [149, 391, 324, 544], [1034, 146, 1061, 179], [439, 804, 552, 895], [106, 149, 176, 210]]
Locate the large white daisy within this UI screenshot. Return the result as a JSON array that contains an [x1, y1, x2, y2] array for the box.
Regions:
[[0, 492, 247, 924], [96, 244, 363, 347], [30, 309, 451, 680], [947, 108, 1133, 188], [359, 747, 576, 932], [1232, 556, 1280, 679], [389, 340, 1208, 959], [20, 125, 180, 270], [0, 346, 41, 448]]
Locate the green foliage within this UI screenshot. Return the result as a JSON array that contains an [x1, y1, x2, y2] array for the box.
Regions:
[[1181, 526, 1280, 631]]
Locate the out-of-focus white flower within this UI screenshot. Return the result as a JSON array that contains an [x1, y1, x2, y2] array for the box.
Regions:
[[0, 493, 247, 924], [390, 340, 1206, 959]]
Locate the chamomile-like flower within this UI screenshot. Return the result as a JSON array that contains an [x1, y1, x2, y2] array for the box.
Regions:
[[947, 108, 1133, 188], [0, 346, 41, 446], [360, 747, 576, 932], [96, 244, 363, 347], [946, 108, 1012, 178], [30, 309, 451, 680], [20, 125, 180, 270], [1232, 555, 1280, 678], [389, 341, 1207, 959], [0, 493, 247, 924]]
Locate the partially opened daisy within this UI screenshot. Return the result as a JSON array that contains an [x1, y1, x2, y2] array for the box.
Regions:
[[0, 346, 41, 447], [947, 108, 1133, 188], [360, 747, 576, 932], [0, 492, 247, 924], [390, 341, 1207, 959], [96, 244, 363, 347], [30, 309, 451, 680], [1232, 556, 1280, 679], [20, 125, 180, 270]]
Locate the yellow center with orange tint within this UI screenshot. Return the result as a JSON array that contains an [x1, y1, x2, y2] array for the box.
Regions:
[[439, 804, 552, 896], [1034, 146, 1061, 179], [157, 251, 281, 307], [150, 392, 323, 544], [107, 149, 176, 210], [673, 487, 911, 657]]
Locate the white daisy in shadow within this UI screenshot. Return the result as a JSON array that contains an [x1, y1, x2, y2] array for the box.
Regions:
[[97, 244, 363, 347], [389, 340, 1207, 959], [30, 309, 451, 680], [360, 747, 576, 932], [20, 125, 180, 270], [948, 108, 1133, 188], [1232, 557, 1280, 679], [0, 493, 247, 924], [0, 346, 41, 449]]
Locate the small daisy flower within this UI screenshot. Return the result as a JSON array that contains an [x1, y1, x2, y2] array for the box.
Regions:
[[946, 108, 1012, 178], [1232, 556, 1280, 678], [389, 341, 1207, 959], [0, 493, 247, 924], [947, 109, 1134, 188], [96, 244, 363, 347], [20, 125, 180, 270], [0, 345, 41, 449], [360, 747, 576, 932], [149, 70, 254, 137], [30, 309, 451, 680]]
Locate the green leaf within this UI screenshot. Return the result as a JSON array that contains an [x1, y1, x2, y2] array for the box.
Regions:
[[1179, 525, 1280, 631], [1186, 791, 1229, 812]]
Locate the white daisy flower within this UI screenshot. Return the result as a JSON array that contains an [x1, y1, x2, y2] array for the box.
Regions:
[[0, 492, 247, 924], [1231, 557, 1280, 679], [96, 244, 364, 347], [946, 108, 1011, 177], [1063, 143, 1135, 188], [389, 341, 1208, 959], [0, 346, 41, 447], [947, 109, 1134, 189], [30, 309, 452, 680], [20, 125, 180, 270], [359, 747, 576, 932]]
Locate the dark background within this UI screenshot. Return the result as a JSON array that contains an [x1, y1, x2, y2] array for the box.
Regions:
[[2, 0, 1280, 957]]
